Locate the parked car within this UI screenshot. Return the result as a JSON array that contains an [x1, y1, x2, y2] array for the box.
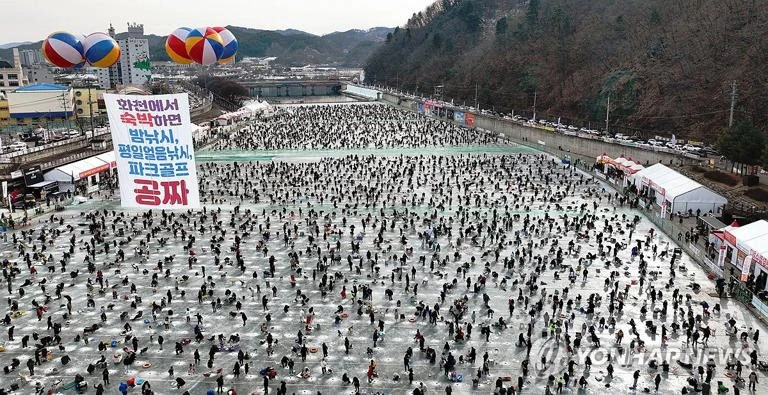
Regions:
[[6, 142, 28, 151], [20, 133, 42, 142]]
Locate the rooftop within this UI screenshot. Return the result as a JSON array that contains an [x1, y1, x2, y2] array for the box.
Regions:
[[14, 83, 69, 92]]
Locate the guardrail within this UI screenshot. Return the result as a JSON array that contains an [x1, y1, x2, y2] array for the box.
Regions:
[[641, 206, 723, 278], [35, 143, 113, 172], [0, 128, 111, 160]]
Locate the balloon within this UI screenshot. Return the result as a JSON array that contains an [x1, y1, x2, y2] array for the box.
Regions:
[[185, 27, 224, 65], [82, 32, 121, 68], [212, 27, 238, 63], [165, 27, 193, 64], [42, 32, 85, 68]]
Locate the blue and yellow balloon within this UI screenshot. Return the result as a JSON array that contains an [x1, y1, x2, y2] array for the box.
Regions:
[[82, 33, 120, 68], [212, 27, 238, 64]]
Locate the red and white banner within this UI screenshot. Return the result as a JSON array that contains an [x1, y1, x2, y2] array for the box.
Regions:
[[742, 255, 753, 282], [717, 245, 727, 268], [753, 253, 768, 270]]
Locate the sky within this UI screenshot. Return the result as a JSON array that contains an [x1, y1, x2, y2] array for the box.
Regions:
[[0, 0, 437, 44]]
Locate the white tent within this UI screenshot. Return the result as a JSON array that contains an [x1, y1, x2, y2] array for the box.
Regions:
[[604, 156, 644, 175], [94, 151, 116, 168], [629, 163, 727, 214], [613, 157, 629, 166], [746, 234, 768, 259], [728, 221, 768, 277], [728, 220, 768, 253], [44, 155, 114, 192]]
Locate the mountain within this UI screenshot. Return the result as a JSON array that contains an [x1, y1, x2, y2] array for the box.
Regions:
[[0, 41, 32, 49], [274, 29, 310, 36], [0, 26, 392, 68], [364, 0, 768, 141], [218, 26, 392, 66]]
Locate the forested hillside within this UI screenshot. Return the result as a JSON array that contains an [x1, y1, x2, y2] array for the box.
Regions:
[[364, 0, 768, 141]]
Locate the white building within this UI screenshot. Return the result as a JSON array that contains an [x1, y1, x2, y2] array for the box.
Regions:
[[23, 65, 56, 85], [0, 48, 27, 98], [19, 49, 43, 66], [104, 23, 150, 88], [88, 67, 111, 90], [7, 83, 74, 122], [118, 23, 150, 87], [117, 37, 150, 86]]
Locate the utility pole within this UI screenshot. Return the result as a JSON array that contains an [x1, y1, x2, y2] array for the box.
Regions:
[[434, 85, 443, 101], [532, 91, 537, 122], [88, 84, 95, 138], [62, 92, 71, 130], [474, 82, 479, 111], [729, 81, 736, 128], [605, 95, 610, 134]]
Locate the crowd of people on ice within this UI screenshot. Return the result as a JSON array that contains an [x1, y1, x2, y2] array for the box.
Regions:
[[0, 103, 765, 394], [209, 104, 501, 151]]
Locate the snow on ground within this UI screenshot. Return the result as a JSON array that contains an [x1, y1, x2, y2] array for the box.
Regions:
[[1, 104, 766, 395]]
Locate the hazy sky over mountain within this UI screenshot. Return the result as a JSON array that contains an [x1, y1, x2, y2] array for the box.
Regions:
[[0, 0, 436, 43]]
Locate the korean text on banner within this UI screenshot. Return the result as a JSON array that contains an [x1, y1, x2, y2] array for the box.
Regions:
[[104, 93, 200, 209]]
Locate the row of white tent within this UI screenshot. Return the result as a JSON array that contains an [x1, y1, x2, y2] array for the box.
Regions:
[[612, 157, 645, 173], [596, 154, 645, 174]]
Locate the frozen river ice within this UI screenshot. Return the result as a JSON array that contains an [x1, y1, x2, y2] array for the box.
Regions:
[[1, 104, 766, 395]]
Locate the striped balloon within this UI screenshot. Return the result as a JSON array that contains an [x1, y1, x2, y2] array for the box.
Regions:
[[185, 27, 223, 65], [212, 27, 238, 63], [82, 32, 121, 68], [42, 32, 85, 68], [165, 27, 193, 64]]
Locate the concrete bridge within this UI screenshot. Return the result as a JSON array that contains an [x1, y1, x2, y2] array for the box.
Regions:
[[240, 80, 342, 98]]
